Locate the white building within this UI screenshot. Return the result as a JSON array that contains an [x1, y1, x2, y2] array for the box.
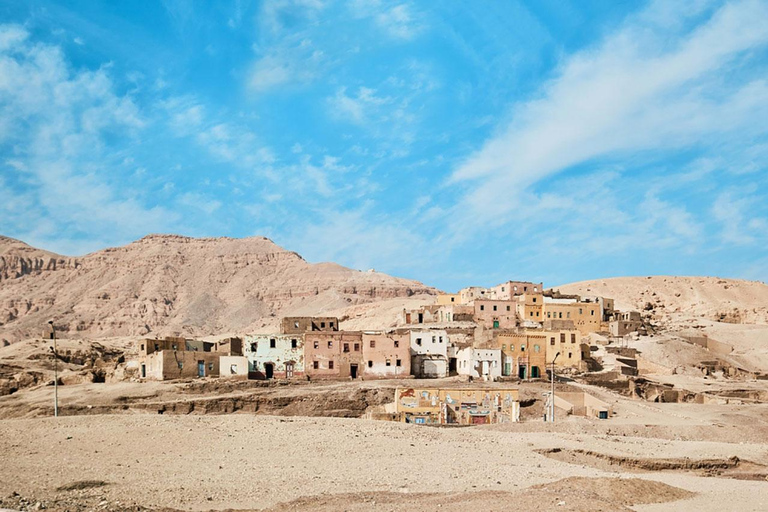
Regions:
[[409, 329, 449, 378], [456, 347, 502, 381], [244, 334, 304, 379]]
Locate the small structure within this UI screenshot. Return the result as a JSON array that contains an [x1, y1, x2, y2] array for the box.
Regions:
[[281, 317, 339, 334], [455, 347, 502, 381], [395, 387, 520, 425], [137, 336, 241, 380], [610, 311, 642, 336], [554, 391, 612, 419]]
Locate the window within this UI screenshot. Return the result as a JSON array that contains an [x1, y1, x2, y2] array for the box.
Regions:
[[568, 352, 572, 359], [579, 308, 583, 315], [559, 312, 563, 319], [370, 340, 376, 348], [591, 310, 595, 316], [396, 359, 401, 367], [394, 340, 399, 348], [534, 345, 540, 353], [270, 338, 276, 348], [230, 365, 237, 375], [386, 359, 391, 366], [571, 334, 576, 344], [536, 312, 540, 317], [291, 339, 297, 349], [328, 360, 334, 369], [451, 297, 455, 302], [328, 341, 333, 349], [416, 338, 422, 346], [321, 322, 326, 328], [550, 337, 555, 346], [330, 321, 334, 328], [171, 344, 177, 350], [439, 336, 443, 343], [533, 297, 537, 303], [480, 305, 485, 311], [560, 333, 566, 343], [521, 345, 526, 352], [432, 336, 436, 343], [493, 305, 497, 311], [524, 286, 528, 291], [343, 343, 350, 353], [178, 361, 183, 369], [547, 312, 551, 318], [534, 287, 538, 292], [368, 360, 373, 368], [514, 286, 518, 291], [502, 287, 505, 292], [530, 312, 533, 317], [313, 361, 319, 369], [506, 305, 510, 311], [154, 343, 159, 351], [354, 343, 360, 351], [502, 344, 506, 350], [510, 344, 514, 351], [208, 362, 214, 371], [294, 321, 299, 329]]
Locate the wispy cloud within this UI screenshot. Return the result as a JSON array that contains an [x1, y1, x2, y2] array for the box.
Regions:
[[450, 0, 768, 230]]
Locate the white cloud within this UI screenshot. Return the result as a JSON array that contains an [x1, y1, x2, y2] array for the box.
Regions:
[[449, 0, 768, 231], [328, 86, 392, 124], [351, 1, 426, 41], [0, 24, 178, 251]]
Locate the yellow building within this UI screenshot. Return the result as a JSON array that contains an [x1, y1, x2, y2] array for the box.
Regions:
[[542, 301, 601, 335], [515, 293, 543, 322], [540, 329, 583, 368], [395, 387, 519, 425], [436, 293, 459, 305], [493, 332, 547, 379]]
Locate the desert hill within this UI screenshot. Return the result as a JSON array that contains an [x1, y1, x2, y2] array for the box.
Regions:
[[0, 234, 436, 343], [555, 276, 768, 327]]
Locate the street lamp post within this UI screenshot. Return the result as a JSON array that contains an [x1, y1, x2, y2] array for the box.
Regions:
[[550, 352, 560, 423], [48, 321, 58, 417]]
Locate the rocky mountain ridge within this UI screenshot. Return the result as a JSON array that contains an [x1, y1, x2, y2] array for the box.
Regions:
[[0, 234, 436, 343]]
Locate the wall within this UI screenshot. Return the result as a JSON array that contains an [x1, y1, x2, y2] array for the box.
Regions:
[[362, 332, 410, 379], [409, 329, 449, 357], [395, 387, 520, 424], [220, 356, 249, 378], [436, 294, 459, 306], [244, 334, 304, 379], [490, 281, 544, 300]]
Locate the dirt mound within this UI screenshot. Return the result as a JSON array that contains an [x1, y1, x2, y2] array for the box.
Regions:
[[0, 234, 436, 342], [538, 448, 768, 481], [267, 477, 694, 511]]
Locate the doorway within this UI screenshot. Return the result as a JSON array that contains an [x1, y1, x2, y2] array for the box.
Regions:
[[531, 366, 540, 378], [471, 415, 488, 425], [350, 364, 358, 379], [141, 364, 146, 379], [418, 313, 423, 323], [493, 320, 500, 329], [265, 363, 274, 379], [449, 358, 457, 375], [197, 361, 205, 377], [504, 362, 511, 376], [518, 366, 526, 379], [285, 362, 294, 378]]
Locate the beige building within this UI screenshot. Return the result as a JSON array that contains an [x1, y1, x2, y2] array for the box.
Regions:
[[493, 332, 547, 379], [490, 281, 543, 300], [473, 299, 518, 329], [542, 299, 601, 335], [281, 317, 339, 334], [515, 293, 544, 323], [436, 293, 459, 305], [540, 329, 583, 368], [137, 336, 242, 380]]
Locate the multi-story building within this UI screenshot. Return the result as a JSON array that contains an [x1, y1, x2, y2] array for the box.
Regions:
[[409, 329, 449, 378], [493, 332, 547, 379], [455, 347, 502, 381], [361, 331, 410, 379], [304, 331, 364, 379], [540, 329, 583, 368], [490, 281, 544, 300], [542, 299, 601, 335], [515, 293, 544, 323], [473, 299, 518, 329], [244, 334, 304, 379]]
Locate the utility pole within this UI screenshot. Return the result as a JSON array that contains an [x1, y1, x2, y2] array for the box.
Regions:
[[48, 321, 58, 417], [549, 352, 560, 423]]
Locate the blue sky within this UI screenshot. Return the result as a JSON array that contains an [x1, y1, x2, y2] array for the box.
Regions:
[[1, 0, 768, 291]]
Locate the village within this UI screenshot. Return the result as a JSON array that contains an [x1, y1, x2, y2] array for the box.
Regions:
[[133, 280, 639, 425]]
